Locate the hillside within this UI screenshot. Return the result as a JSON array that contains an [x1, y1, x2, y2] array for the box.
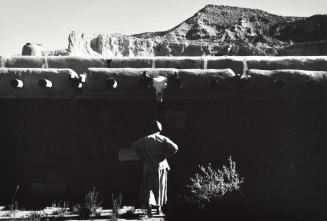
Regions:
[[65, 5, 327, 56]]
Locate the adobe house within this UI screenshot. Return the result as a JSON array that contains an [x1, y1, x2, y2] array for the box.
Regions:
[[0, 56, 326, 219]]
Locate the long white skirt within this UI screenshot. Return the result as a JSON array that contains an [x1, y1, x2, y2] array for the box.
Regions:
[[140, 169, 168, 207]]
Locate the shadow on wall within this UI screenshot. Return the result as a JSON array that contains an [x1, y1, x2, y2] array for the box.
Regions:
[[0, 98, 325, 220]]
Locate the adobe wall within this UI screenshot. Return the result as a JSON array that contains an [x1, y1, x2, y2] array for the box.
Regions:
[[0, 56, 326, 219], [0, 56, 326, 100], [1, 56, 327, 75]]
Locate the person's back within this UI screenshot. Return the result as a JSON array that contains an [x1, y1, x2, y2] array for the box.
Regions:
[[130, 120, 178, 217], [133, 133, 178, 173]]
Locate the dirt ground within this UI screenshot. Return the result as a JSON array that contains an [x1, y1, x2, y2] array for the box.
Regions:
[[0, 208, 166, 220]]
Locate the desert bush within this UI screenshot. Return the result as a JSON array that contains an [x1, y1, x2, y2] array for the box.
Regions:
[[26, 210, 44, 220], [186, 156, 244, 208], [73, 186, 102, 219]]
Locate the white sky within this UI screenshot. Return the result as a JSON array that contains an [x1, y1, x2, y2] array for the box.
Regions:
[[0, 0, 326, 56]]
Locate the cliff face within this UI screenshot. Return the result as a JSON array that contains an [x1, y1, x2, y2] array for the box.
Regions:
[[66, 5, 327, 56], [68, 32, 156, 57]]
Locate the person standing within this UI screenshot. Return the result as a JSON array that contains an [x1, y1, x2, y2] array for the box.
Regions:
[[130, 120, 178, 217]]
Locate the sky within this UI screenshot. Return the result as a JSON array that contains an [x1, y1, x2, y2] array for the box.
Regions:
[[0, 0, 326, 56]]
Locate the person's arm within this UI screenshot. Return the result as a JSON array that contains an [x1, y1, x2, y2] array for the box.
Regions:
[[164, 137, 178, 158], [129, 137, 144, 160], [130, 138, 143, 150]]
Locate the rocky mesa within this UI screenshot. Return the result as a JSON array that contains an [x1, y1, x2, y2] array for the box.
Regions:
[[65, 4, 327, 57]]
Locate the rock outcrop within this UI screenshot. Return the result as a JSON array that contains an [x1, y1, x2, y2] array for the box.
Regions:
[[65, 5, 327, 56], [68, 32, 156, 57]]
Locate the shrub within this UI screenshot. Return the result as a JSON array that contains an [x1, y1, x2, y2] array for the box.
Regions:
[[27, 210, 44, 220], [73, 187, 102, 219], [186, 156, 244, 208]]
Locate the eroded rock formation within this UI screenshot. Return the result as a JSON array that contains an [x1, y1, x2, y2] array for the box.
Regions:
[[66, 5, 327, 57]]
